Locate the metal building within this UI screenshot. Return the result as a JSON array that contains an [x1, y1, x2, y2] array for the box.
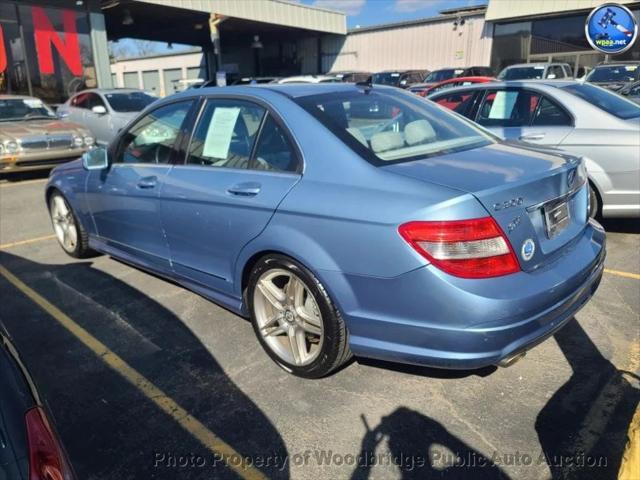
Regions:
[[322, 6, 493, 73]]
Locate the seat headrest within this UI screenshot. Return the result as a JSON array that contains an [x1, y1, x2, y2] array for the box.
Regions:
[[370, 131, 404, 153], [347, 127, 368, 147], [404, 120, 436, 146]]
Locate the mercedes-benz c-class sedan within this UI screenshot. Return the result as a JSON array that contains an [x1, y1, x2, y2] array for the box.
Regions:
[[45, 84, 605, 378]]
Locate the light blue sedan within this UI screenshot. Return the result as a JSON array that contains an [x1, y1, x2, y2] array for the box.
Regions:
[[46, 84, 605, 378]]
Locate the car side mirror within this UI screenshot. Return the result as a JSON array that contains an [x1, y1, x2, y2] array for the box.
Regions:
[[92, 105, 107, 115], [82, 147, 109, 171], [547, 73, 557, 79]]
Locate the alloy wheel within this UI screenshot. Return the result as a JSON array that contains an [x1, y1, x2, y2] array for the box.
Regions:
[[253, 268, 324, 366], [50, 195, 78, 254]]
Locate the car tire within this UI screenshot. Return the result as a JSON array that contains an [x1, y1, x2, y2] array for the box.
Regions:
[[48, 190, 94, 258], [588, 183, 600, 219], [247, 254, 352, 378]]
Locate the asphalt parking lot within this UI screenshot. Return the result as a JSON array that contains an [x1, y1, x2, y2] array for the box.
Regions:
[[0, 171, 638, 480]]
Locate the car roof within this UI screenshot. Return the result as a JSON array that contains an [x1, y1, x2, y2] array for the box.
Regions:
[[0, 94, 39, 101], [503, 63, 565, 69], [595, 61, 640, 66], [176, 83, 394, 100], [428, 79, 579, 95], [74, 88, 148, 96]]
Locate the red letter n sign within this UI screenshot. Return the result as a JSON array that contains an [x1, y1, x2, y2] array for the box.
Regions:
[[0, 25, 7, 73], [32, 7, 82, 76]]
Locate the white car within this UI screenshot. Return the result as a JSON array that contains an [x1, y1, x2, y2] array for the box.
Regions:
[[58, 89, 157, 146], [275, 75, 340, 84]]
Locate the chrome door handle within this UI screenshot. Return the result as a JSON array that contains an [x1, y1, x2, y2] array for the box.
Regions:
[[137, 176, 157, 189], [227, 182, 261, 196], [519, 133, 546, 141]]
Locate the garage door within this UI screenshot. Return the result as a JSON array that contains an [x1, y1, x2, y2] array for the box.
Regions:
[[142, 70, 161, 96], [123, 72, 139, 89], [163, 68, 182, 96]]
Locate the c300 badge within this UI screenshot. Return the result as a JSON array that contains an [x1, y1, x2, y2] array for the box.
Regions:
[[521, 239, 536, 261]]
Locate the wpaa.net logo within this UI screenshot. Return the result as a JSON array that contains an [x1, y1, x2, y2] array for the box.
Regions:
[[585, 3, 638, 54]]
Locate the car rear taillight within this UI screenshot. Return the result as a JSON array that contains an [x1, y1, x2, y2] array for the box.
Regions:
[[398, 217, 520, 279], [25, 407, 74, 480]]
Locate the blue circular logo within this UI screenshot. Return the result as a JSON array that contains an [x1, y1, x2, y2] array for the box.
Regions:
[[521, 239, 535, 261], [585, 3, 638, 54]]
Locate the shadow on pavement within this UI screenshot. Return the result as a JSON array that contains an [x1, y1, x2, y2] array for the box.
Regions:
[[0, 168, 51, 182], [357, 357, 497, 379], [536, 318, 639, 480], [600, 218, 640, 234], [350, 407, 510, 479], [0, 251, 289, 480]]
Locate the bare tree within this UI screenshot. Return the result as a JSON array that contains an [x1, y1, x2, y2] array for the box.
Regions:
[[108, 39, 161, 60]]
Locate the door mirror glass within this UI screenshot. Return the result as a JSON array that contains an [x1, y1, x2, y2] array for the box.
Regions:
[[92, 105, 107, 115], [82, 147, 109, 170], [547, 73, 557, 79]]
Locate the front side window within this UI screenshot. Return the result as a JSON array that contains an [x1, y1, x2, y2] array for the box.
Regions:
[[85, 93, 106, 110], [0, 97, 56, 122], [561, 83, 640, 119], [296, 90, 493, 165], [117, 100, 193, 164], [71, 93, 88, 108], [476, 89, 541, 127], [187, 99, 265, 169], [546, 65, 565, 79]]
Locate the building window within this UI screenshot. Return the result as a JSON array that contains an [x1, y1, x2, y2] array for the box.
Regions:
[[7, 4, 97, 104]]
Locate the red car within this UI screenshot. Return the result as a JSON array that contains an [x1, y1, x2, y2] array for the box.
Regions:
[[409, 76, 495, 97]]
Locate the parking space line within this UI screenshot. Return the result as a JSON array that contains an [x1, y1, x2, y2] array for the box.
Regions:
[[0, 234, 56, 250], [604, 268, 640, 281], [0, 264, 267, 480], [0, 178, 48, 188]]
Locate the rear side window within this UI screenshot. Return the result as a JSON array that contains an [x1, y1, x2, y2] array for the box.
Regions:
[[532, 97, 571, 126], [476, 89, 541, 127], [252, 115, 298, 172], [432, 91, 475, 116], [187, 100, 265, 169]]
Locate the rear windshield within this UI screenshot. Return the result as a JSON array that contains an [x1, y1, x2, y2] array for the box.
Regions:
[[105, 92, 157, 113], [498, 66, 545, 80], [561, 83, 640, 119], [423, 69, 461, 83], [295, 88, 494, 165], [586, 65, 640, 83]]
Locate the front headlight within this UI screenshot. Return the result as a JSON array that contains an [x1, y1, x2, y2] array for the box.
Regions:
[[72, 135, 84, 148], [5, 140, 19, 153], [83, 136, 95, 147]]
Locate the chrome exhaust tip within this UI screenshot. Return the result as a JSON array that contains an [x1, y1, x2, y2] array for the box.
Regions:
[[498, 351, 526, 368]]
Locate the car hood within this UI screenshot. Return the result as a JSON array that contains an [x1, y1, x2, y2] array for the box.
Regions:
[[0, 119, 88, 140]]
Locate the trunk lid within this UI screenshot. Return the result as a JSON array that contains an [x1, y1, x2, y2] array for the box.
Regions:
[[383, 142, 589, 271]]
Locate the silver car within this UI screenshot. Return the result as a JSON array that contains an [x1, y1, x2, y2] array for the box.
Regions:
[[58, 89, 157, 146], [429, 80, 640, 218]]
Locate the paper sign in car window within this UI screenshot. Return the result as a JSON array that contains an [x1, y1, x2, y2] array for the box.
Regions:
[[23, 99, 43, 108], [203, 107, 241, 159], [488, 91, 518, 119]]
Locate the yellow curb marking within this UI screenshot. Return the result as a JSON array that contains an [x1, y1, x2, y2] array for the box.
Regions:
[[0, 264, 267, 480]]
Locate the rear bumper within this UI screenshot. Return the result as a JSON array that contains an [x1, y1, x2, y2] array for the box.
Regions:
[[321, 220, 606, 369]]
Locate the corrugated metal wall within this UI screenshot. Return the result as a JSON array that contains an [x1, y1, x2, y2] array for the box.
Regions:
[[139, 0, 346, 34], [321, 14, 493, 73]]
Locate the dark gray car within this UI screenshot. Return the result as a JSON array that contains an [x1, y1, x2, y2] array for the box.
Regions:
[[0, 322, 74, 479]]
